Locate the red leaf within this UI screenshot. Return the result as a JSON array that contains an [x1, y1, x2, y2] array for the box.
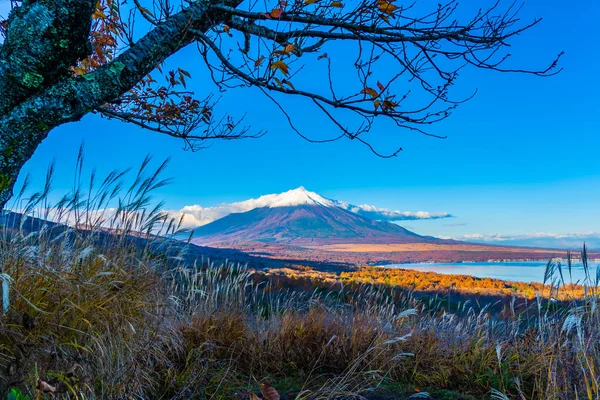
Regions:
[[255, 56, 265, 67], [361, 87, 379, 98], [270, 8, 282, 18]]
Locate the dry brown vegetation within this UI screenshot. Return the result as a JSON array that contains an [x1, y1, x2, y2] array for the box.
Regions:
[[340, 267, 589, 300], [2, 159, 600, 399], [222, 241, 584, 266], [305, 243, 556, 254], [3, 233, 600, 399]]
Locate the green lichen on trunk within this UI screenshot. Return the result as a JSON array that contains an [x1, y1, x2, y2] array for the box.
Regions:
[[0, 0, 99, 209], [0, 0, 231, 210], [0, 0, 95, 115]]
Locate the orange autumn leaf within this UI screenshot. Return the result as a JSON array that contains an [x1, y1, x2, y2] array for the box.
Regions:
[[92, 9, 107, 19], [270, 60, 289, 76], [273, 77, 285, 89], [330, 1, 343, 7], [318, 53, 328, 60], [255, 56, 265, 67], [378, 1, 398, 16], [222, 24, 232, 36], [382, 99, 398, 111], [270, 8, 282, 18], [274, 43, 296, 56], [361, 87, 379, 98], [282, 79, 296, 90], [137, 5, 155, 19]]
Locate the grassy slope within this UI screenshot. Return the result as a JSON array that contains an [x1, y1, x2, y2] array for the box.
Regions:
[[1, 223, 599, 399], [1, 159, 598, 399]]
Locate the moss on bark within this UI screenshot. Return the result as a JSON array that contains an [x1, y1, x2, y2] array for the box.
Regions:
[[0, 0, 232, 210]]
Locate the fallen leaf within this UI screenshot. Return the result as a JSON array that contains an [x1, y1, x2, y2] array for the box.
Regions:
[[260, 379, 280, 400], [38, 380, 57, 393], [249, 391, 262, 400]]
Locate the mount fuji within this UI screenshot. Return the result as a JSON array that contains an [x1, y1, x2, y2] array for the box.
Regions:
[[189, 187, 441, 246], [181, 187, 572, 264]]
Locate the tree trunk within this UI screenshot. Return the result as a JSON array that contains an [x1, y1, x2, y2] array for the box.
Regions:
[[0, 121, 53, 210], [0, 0, 95, 209], [0, 0, 223, 210]]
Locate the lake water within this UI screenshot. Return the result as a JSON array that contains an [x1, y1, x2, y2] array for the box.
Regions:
[[386, 261, 600, 284]]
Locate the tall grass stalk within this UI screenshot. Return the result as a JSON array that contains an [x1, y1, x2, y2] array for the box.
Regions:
[[1, 152, 600, 399]]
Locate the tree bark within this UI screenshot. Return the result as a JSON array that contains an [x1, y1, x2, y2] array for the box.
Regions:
[[0, 0, 224, 210], [0, 0, 95, 115]]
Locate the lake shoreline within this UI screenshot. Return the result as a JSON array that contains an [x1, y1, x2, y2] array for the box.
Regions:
[[380, 260, 598, 285]]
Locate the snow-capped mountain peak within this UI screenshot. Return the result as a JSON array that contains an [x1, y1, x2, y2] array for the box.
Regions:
[[166, 187, 452, 230], [264, 186, 335, 208], [190, 186, 431, 246]]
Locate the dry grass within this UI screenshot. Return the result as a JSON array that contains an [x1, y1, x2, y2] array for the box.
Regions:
[[339, 266, 589, 300], [1, 153, 599, 399]]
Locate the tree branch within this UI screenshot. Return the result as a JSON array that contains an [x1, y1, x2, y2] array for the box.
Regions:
[[0, 0, 238, 207]]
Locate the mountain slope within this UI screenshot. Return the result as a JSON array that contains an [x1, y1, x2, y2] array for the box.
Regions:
[[190, 188, 441, 246], [167, 186, 452, 230], [0, 210, 304, 269]]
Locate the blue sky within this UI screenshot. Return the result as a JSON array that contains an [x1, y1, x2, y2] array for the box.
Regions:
[[3, 0, 599, 241]]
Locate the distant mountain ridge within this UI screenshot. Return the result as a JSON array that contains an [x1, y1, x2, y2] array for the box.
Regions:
[[1, 203, 584, 267], [190, 187, 444, 246], [0, 210, 299, 269]]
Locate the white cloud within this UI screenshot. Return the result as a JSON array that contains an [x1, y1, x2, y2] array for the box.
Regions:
[[12, 187, 452, 233], [445, 232, 599, 242], [165, 187, 453, 230], [338, 202, 452, 222], [442, 232, 600, 250]]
